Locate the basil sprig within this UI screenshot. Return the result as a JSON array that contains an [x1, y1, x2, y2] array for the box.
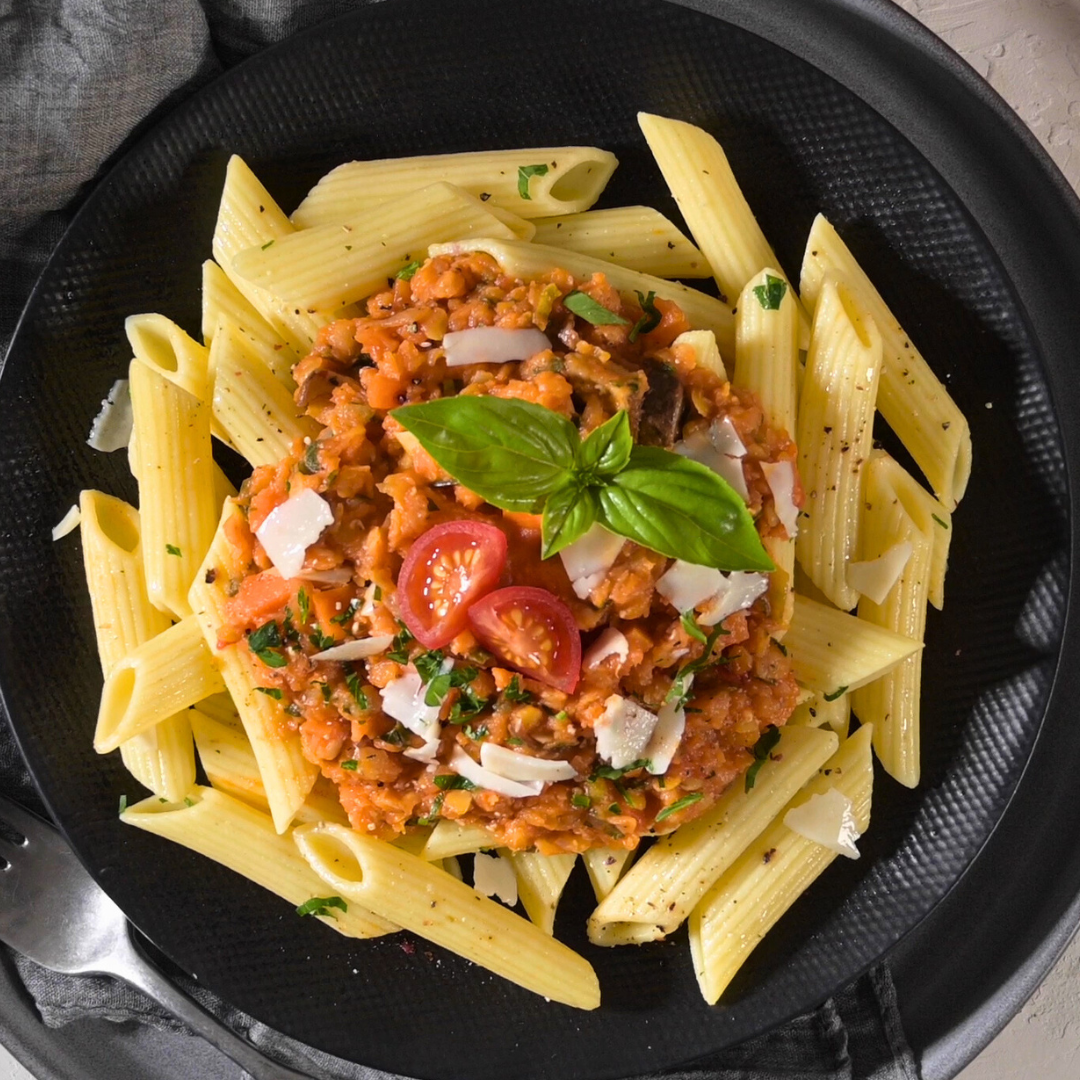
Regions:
[[392, 397, 773, 571]]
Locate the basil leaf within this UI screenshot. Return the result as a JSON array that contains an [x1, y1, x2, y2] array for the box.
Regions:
[[517, 163, 549, 199], [541, 484, 597, 559], [392, 397, 578, 513], [597, 446, 774, 572], [564, 290, 630, 326], [629, 290, 662, 343], [576, 410, 632, 479], [752, 274, 788, 311]]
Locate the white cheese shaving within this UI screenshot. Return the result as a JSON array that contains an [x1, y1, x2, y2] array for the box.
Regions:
[[672, 329, 726, 381], [594, 695, 660, 770], [473, 851, 518, 906], [403, 735, 442, 763], [51, 505, 81, 541], [847, 541, 914, 605], [559, 522, 624, 599], [449, 745, 543, 799], [295, 567, 354, 585], [582, 627, 629, 670], [783, 788, 861, 859], [656, 560, 724, 613], [310, 635, 394, 662], [710, 416, 747, 458], [480, 743, 578, 783], [761, 460, 800, 538], [359, 581, 379, 616], [675, 420, 750, 502], [86, 379, 133, 452], [255, 488, 334, 580], [698, 571, 769, 627], [443, 326, 551, 368], [644, 700, 686, 775], [380, 667, 442, 742]]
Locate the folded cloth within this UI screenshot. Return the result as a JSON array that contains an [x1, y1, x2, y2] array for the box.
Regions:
[[0, 3, 919, 1078]]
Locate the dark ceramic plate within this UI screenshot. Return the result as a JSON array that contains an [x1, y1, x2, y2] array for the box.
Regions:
[[1, 1, 1077, 1078]]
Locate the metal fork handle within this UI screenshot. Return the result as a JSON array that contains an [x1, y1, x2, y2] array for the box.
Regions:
[[106, 929, 313, 1080]]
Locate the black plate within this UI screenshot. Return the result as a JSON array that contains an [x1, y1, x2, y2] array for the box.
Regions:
[[1, 1, 1077, 1078]]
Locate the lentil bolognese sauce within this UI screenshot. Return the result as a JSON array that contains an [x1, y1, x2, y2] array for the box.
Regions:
[[217, 250, 802, 855]]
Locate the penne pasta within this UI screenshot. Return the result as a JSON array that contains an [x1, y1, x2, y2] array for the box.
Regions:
[[688, 724, 874, 1003], [294, 822, 600, 1009], [800, 214, 972, 508], [126, 313, 210, 401], [122, 786, 394, 938], [787, 690, 850, 738], [507, 851, 578, 935], [582, 847, 636, 903], [420, 819, 498, 861], [291, 146, 618, 227]]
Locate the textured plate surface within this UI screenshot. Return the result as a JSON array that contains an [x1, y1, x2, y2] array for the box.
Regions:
[[0, 1, 1076, 1078]]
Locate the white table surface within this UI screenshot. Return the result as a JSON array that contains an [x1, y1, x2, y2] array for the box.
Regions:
[[3, 1, 1080, 1078]]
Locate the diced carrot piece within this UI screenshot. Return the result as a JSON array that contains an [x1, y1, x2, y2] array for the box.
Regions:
[[224, 570, 293, 630]]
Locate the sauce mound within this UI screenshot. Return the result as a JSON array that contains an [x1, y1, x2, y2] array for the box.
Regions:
[[221, 252, 800, 854]]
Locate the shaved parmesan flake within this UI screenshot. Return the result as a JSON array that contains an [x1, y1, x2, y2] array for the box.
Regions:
[[444, 326, 551, 368], [559, 522, 624, 598], [360, 580, 379, 616], [645, 700, 685, 774], [761, 460, 800, 538], [403, 735, 441, 763], [710, 416, 747, 459], [255, 489, 334, 580], [310, 635, 394, 662], [674, 419, 749, 502], [699, 571, 769, 626], [784, 788, 861, 859], [51, 505, 81, 541], [449, 745, 543, 799], [672, 329, 726, 381], [86, 379, 133, 452], [656, 560, 724, 612], [381, 668, 441, 742], [473, 851, 518, 906], [847, 541, 914, 604], [583, 627, 629, 670], [594, 695, 659, 769], [295, 567, 354, 586], [480, 743, 578, 783]]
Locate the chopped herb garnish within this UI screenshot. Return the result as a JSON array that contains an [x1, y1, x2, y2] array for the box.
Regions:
[[345, 671, 369, 710], [463, 722, 489, 741], [297, 587, 311, 626], [752, 274, 788, 311], [341, 759, 358, 771], [373, 584, 383, 601], [281, 608, 300, 645], [655, 792, 704, 822], [680, 610, 708, 645], [932, 514, 949, 529], [448, 684, 489, 722], [517, 162, 549, 199], [248, 620, 287, 668], [261, 239, 275, 251], [386, 623, 414, 663], [298, 441, 321, 475], [433, 774, 477, 791], [771, 637, 788, 656], [665, 624, 729, 709], [183, 797, 195, 808], [506, 736, 525, 746], [118, 794, 128, 814], [745, 725, 782, 792], [572, 793, 592, 809], [564, 290, 630, 326], [314, 681, 332, 703], [629, 290, 661, 342], [425, 665, 479, 708], [823, 686, 848, 702], [504, 676, 532, 703], [309, 628, 336, 652], [296, 895, 347, 918], [414, 649, 446, 684], [397, 260, 423, 281], [331, 598, 360, 625], [165, 544, 182, 557], [382, 723, 410, 746], [608, 803, 622, 814], [416, 793, 445, 826], [592, 759, 651, 781], [255, 686, 283, 700]]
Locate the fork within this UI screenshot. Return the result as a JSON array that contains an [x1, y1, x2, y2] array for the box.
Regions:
[[0, 794, 313, 1080]]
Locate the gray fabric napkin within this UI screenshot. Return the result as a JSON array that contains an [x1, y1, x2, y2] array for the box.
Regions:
[[0, 3, 919, 1078]]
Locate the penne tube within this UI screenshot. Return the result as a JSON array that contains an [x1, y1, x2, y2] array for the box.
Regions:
[[210, 321, 319, 468], [126, 313, 210, 401], [421, 819, 498, 861], [201, 259, 298, 387], [763, 532, 795, 637], [188, 502, 319, 833], [795, 277, 883, 611], [94, 615, 224, 754], [232, 182, 522, 309], [637, 112, 810, 345], [787, 691, 850, 738], [122, 786, 394, 938], [582, 847, 636, 903], [734, 268, 800, 439], [128, 359, 218, 618], [212, 155, 347, 357], [506, 851, 578, 936], [531, 206, 709, 278], [80, 490, 195, 802], [688, 724, 874, 1004], [785, 594, 921, 698], [588, 726, 837, 945], [293, 823, 600, 1009], [429, 237, 736, 358], [291, 146, 618, 227], [800, 214, 972, 508]]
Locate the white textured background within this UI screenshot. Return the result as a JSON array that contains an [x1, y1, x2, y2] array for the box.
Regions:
[[2, 1, 1080, 1078]]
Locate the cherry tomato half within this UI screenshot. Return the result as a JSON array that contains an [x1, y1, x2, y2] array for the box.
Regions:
[[397, 520, 508, 649], [467, 586, 581, 693]]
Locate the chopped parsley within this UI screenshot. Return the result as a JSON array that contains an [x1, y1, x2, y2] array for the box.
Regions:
[[382, 723, 410, 746], [309, 628, 336, 652], [298, 440, 321, 475], [255, 686, 283, 700], [340, 759, 358, 771], [331, 598, 360, 626], [317, 681, 332, 703], [823, 685, 848, 702], [416, 793, 445, 826], [571, 793, 591, 809], [260, 239, 275, 251], [932, 513, 949, 529], [517, 162, 549, 200], [345, 671, 369, 709], [165, 544, 182, 557], [752, 274, 788, 311], [564, 290, 630, 326], [655, 791, 704, 822], [433, 774, 477, 791], [297, 587, 310, 626], [503, 676, 532, 703], [448, 685, 489, 723], [608, 803, 622, 814], [295, 895, 347, 918], [629, 290, 661, 342], [591, 759, 651, 781], [744, 725, 782, 792], [680, 610, 708, 645], [463, 722, 489, 741], [386, 624, 414, 663], [248, 620, 287, 668], [118, 794, 128, 814], [665, 624, 729, 710], [425, 665, 479, 708], [397, 260, 422, 281], [414, 649, 446, 684], [183, 796, 195, 808]]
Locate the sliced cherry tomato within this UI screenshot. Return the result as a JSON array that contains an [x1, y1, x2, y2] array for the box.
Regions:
[[467, 586, 581, 693], [397, 520, 508, 648]]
